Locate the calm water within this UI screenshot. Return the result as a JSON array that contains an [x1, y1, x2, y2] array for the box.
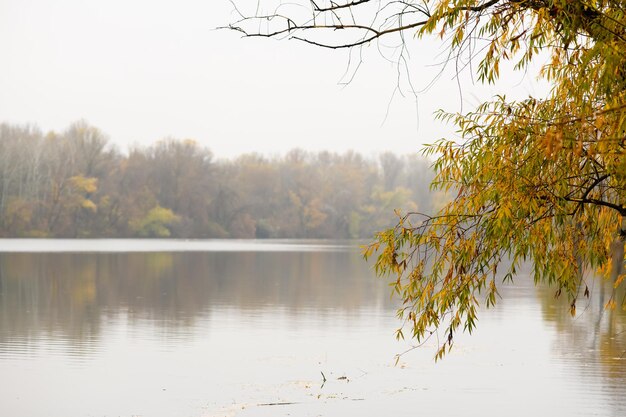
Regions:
[[0, 240, 624, 417]]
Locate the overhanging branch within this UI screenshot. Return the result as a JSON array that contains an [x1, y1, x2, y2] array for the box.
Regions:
[[224, 0, 507, 49]]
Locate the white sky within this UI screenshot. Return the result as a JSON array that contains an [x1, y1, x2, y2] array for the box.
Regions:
[[0, 0, 550, 159]]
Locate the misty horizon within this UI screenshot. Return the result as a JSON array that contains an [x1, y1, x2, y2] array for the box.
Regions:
[[0, 119, 432, 161]]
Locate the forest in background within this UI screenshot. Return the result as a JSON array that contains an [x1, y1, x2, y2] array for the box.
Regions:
[[0, 121, 442, 239]]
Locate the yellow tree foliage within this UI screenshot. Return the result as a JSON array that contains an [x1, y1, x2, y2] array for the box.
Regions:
[[131, 205, 180, 238], [68, 175, 98, 212], [229, 1, 626, 358]]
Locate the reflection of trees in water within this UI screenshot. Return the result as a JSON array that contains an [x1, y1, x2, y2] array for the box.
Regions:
[[0, 250, 390, 347], [534, 277, 626, 400]]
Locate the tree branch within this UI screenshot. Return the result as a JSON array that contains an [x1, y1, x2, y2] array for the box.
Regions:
[[312, 0, 373, 12], [224, 0, 507, 49], [292, 19, 430, 49], [565, 196, 625, 215]]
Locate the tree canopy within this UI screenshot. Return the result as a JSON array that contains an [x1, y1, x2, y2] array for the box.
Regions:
[[0, 121, 434, 239], [228, 0, 626, 358]]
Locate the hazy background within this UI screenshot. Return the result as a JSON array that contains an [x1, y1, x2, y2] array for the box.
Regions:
[[0, 0, 548, 158]]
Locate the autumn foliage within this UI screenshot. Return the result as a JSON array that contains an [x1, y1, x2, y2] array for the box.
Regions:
[[0, 121, 436, 239]]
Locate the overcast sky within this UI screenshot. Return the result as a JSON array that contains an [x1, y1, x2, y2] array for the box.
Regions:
[[0, 0, 549, 158]]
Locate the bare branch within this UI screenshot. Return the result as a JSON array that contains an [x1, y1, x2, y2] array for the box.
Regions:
[[313, 0, 373, 13]]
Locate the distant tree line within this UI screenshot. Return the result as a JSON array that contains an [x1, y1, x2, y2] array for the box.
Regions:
[[0, 121, 441, 238]]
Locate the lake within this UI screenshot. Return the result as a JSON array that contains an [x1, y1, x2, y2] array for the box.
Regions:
[[0, 239, 624, 417]]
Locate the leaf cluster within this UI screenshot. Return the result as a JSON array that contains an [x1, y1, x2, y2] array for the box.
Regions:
[[363, 1, 626, 357]]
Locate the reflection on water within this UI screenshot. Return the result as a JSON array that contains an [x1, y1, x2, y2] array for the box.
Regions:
[[0, 249, 389, 354], [533, 276, 626, 411], [0, 241, 625, 417]]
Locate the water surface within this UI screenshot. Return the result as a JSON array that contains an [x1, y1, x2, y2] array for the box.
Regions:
[[0, 240, 624, 417]]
